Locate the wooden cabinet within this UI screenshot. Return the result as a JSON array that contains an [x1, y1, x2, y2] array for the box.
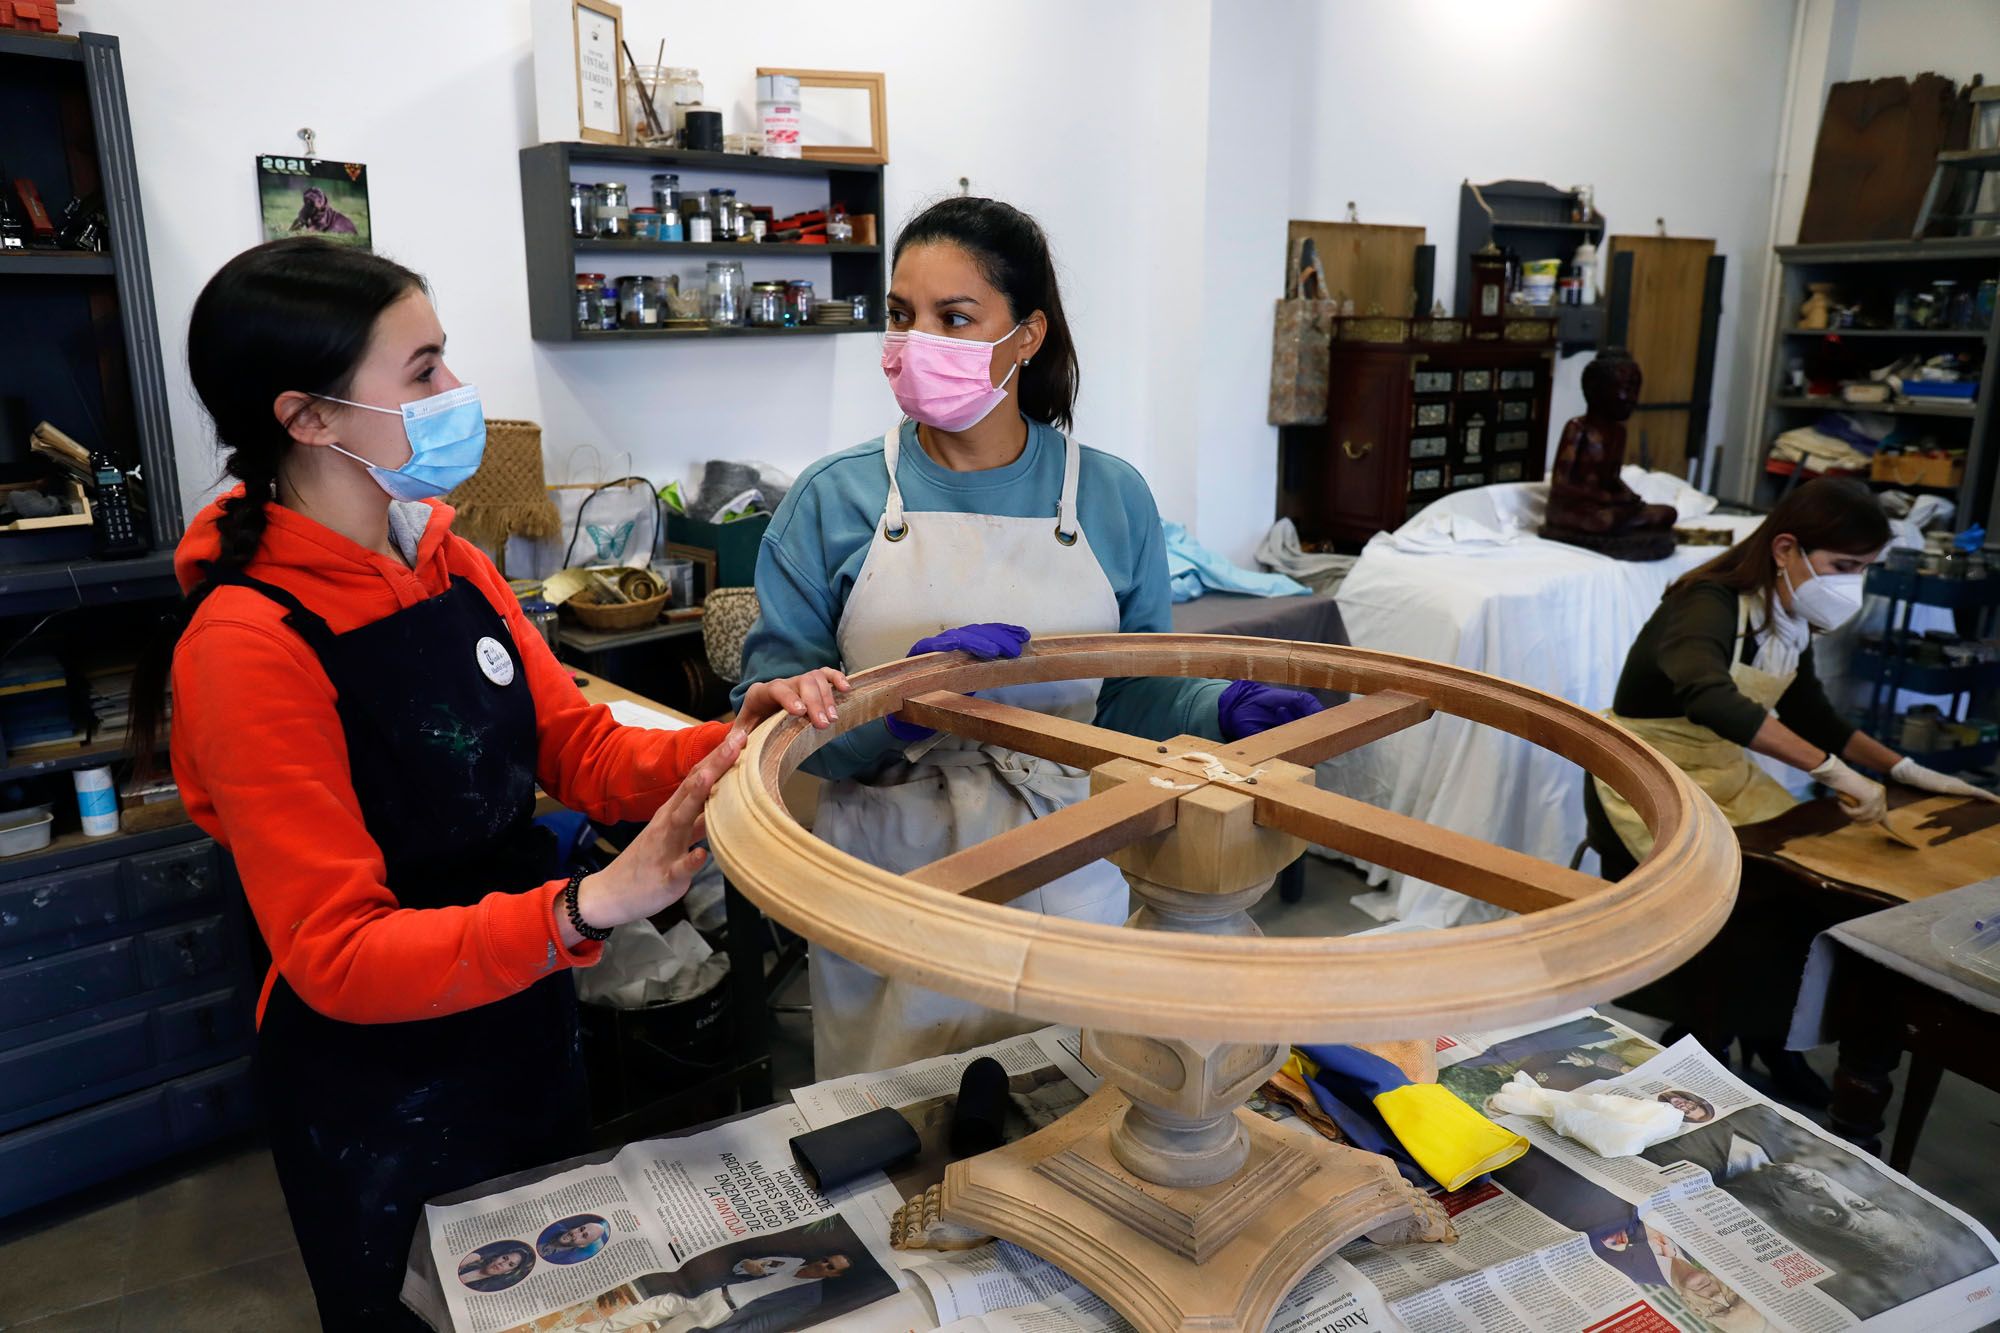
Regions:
[[1278, 324, 1557, 547]]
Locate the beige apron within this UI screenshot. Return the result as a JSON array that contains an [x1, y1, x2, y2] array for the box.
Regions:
[[807, 419, 1125, 1078], [1596, 595, 1800, 860]]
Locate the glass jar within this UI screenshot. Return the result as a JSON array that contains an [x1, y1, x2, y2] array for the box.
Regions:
[[626, 66, 668, 143], [593, 182, 630, 239], [749, 281, 787, 327], [685, 200, 713, 243], [785, 280, 816, 327], [826, 206, 854, 244], [650, 172, 679, 214], [850, 294, 870, 322], [620, 276, 661, 329], [596, 276, 621, 331], [666, 67, 702, 133], [706, 261, 746, 327], [569, 183, 595, 238], [575, 273, 605, 331]]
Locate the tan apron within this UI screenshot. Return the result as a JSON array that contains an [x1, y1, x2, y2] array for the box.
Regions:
[[807, 419, 1126, 1078], [1595, 595, 1800, 860]]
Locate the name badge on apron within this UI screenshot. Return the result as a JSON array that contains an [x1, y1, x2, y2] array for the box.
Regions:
[[475, 636, 516, 686]]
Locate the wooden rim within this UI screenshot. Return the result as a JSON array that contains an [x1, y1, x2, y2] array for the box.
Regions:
[[707, 634, 1739, 1044]]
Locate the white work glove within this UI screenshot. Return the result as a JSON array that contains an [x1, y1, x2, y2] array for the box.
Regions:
[[1486, 1072, 1684, 1157], [1890, 756, 2000, 804], [1810, 753, 1887, 824]]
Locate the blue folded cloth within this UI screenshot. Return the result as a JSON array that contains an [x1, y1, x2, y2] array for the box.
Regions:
[[1162, 521, 1310, 603]]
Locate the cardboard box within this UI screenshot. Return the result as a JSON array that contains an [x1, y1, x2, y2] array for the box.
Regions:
[[1871, 453, 1964, 489]]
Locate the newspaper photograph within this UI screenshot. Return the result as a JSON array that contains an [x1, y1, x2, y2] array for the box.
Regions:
[[1482, 1035, 2000, 1331], [418, 1105, 902, 1333]]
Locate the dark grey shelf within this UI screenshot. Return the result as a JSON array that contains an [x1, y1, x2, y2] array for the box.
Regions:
[[0, 29, 83, 60], [1771, 395, 1977, 419], [0, 550, 178, 615], [569, 321, 885, 342], [1782, 327, 1990, 340], [574, 239, 881, 257], [0, 731, 157, 785], [1778, 237, 2000, 264], [523, 142, 885, 344], [0, 251, 114, 276], [555, 143, 882, 180], [0, 819, 204, 885]]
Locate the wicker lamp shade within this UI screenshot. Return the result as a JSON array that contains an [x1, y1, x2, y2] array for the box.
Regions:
[[446, 419, 561, 570]]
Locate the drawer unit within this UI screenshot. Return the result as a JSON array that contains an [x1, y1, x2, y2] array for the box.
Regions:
[[137, 915, 230, 989], [127, 843, 225, 919], [0, 985, 251, 1135], [155, 987, 250, 1062], [0, 863, 121, 960], [0, 1013, 152, 1116], [0, 1058, 255, 1218], [0, 937, 142, 1031]]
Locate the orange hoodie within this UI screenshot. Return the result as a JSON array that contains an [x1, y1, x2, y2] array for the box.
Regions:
[[170, 490, 730, 1027]]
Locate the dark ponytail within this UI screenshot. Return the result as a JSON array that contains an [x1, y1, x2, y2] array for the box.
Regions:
[[893, 197, 1079, 430], [128, 238, 426, 776]]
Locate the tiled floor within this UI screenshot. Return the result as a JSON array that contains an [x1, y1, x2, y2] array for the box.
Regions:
[[4, 857, 1997, 1330]]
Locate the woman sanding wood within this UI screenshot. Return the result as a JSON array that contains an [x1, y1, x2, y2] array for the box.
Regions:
[[126, 238, 844, 1329], [1586, 476, 1996, 1099]]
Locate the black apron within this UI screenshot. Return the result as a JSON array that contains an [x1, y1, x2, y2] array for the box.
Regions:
[[220, 572, 590, 1331]]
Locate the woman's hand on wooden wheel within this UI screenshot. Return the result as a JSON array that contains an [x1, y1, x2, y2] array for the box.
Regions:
[[572, 729, 745, 938], [736, 667, 853, 734]]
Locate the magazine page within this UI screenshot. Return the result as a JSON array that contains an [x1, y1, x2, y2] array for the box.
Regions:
[[1478, 1036, 2000, 1332], [424, 1106, 905, 1333]]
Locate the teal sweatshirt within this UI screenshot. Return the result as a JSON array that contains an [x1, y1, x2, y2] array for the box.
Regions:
[[733, 418, 1227, 780]]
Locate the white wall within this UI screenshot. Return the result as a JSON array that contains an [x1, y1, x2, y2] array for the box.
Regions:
[[68, 0, 1211, 531], [71, 0, 1812, 563]]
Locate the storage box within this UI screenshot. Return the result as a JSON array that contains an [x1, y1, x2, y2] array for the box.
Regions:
[[666, 513, 771, 589], [1871, 453, 1964, 489]]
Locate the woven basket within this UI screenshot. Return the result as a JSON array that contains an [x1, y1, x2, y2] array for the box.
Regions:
[[568, 590, 668, 631], [446, 419, 560, 571]]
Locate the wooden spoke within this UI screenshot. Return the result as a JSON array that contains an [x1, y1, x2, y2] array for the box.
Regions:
[[910, 780, 1184, 905], [1225, 691, 1433, 766], [898, 691, 1166, 771], [1250, 779, 1605, 914]]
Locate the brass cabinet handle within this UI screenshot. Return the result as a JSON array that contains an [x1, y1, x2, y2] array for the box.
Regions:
[[1341, 439, 1374, 459]]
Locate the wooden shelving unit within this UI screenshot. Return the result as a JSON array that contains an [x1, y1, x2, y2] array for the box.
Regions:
[[518, 142, 886, 343], [1753, 238, 2000, 524]]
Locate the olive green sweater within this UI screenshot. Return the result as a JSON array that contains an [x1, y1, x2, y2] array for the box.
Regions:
[[1611, 581, 1855, 757]]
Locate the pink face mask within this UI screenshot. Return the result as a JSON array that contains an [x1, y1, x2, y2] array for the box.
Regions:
[[881, 324, 1021, 431]]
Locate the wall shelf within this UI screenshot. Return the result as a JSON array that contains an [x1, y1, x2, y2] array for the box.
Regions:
[[1770, 395, 1977, 418], [0, 252, 114, 276], [520, 142, 885, 344], [1781, 327, 1990, 341]]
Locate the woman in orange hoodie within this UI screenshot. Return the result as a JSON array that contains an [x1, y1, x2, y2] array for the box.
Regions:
[[127, 238, 846, 1330]]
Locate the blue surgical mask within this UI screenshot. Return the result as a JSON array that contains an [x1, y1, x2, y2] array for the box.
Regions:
[[315, 383, 486, 501]]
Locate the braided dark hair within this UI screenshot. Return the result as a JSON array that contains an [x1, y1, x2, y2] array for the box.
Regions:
[[128, 238, 426, 776], [893, 197, 1079, 430]]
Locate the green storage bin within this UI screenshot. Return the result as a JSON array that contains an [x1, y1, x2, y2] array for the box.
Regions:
[[666, 512, 770, 590]]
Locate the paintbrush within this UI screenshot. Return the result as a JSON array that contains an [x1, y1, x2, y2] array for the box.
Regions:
[[1877, 816, 1923, 850], [622, 40, 665, 139]]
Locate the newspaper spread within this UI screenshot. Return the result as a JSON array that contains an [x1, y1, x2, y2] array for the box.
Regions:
[[413, 1012, 2000, 1333], [416, 1104, 907, 1333]]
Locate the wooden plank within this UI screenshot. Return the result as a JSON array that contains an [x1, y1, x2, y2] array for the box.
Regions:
[[1285, 221, 1425, 316], [898, 691, 1166, 770], [1226, 691, 1432, 766], [1606, 235, 1715, 477], [1250, 781, 1606, 914], [910, 780, 1183, 905]]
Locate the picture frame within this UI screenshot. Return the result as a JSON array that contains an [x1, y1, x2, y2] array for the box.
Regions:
[[572, 0, 625, 146], [756, 67, 888, 164]]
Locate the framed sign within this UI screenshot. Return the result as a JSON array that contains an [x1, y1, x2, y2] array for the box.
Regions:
[[756, 68, 887, 164], [573, 0, 625, 145]]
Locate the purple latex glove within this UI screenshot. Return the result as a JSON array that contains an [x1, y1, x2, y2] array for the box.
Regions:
[[1217, 679, 1323, 742], [886, 623, 1034, 743]]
